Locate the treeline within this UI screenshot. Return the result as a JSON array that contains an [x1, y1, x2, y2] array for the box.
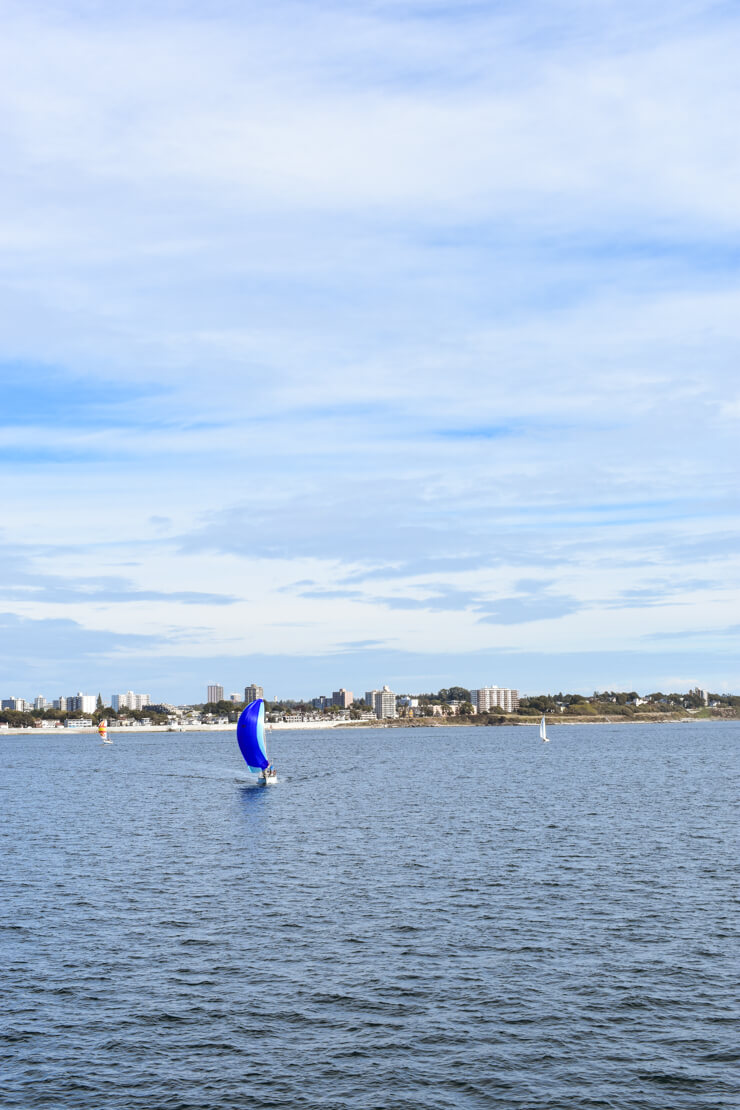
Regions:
[[405, 687, 735, 717], [517, 691, 735, 715], [0, 705, 171, 727]]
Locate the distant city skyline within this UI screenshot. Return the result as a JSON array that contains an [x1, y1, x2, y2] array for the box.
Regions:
[[2, 2, 738, 699], [0, 675, 724, 711]]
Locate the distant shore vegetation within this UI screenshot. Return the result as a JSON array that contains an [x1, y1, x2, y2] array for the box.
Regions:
[[2, 689, 738, 730]]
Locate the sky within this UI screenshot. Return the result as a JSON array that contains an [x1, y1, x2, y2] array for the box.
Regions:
[[1, 0, 739, 703]]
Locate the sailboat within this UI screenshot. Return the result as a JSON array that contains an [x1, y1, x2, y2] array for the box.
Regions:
[[539, 714, 550, 743], [99, 719, 113, 745], [236, 699, 277, 784]]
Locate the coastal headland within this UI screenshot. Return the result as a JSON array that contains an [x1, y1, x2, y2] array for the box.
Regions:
[[378, 711, 740, 727]]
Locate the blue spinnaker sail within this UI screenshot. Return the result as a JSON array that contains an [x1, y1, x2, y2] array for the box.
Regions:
[[237, 699, 269, 773]]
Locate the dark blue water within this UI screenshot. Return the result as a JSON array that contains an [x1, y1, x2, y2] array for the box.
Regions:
[[2, 723, 738, 1109]]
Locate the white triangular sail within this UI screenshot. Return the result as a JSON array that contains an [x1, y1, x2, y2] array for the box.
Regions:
[[539, 714, 549, 742]]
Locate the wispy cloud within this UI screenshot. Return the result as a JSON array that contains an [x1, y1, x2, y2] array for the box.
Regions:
[[0, 362, 167, 427], [0, 543, 239, 606], [0, 1, 739, 697], [0, 611, 163, 670]]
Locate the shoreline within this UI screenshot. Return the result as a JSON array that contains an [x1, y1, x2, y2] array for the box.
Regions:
[[377, 712, 740, 727], [1, 713, 737, 737]]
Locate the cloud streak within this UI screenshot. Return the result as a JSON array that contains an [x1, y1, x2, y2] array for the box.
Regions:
[[0, 1, 739, 697]]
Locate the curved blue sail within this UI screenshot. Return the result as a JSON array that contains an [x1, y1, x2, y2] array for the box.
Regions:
[[237, 699, 269, 773]]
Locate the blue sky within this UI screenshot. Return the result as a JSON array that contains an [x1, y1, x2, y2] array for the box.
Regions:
[[1, 0, 739, 702]]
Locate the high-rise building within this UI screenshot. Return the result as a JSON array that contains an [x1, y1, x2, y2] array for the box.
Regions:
[[207, 684, 224, 703], [54, 697, 67, 711], [365, 689, 378, 708], [66, 693, 96, 714], [34, 696, 47, 710], [244, 683, 264, 703], [332, 688, 354, 709], [2, 697, 28, 711], [111, 692, 151, 711], [373, 686, 397, 719], [470, 686, 519, 713]]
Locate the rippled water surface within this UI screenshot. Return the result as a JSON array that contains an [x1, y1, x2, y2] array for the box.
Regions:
[[2, 723, 739, 1109]]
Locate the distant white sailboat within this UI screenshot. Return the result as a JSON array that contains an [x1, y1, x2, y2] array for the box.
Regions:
[[539, 714, 550, 743]]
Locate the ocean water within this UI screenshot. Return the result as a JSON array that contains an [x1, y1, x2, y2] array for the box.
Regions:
[[1, 722, 738, 1110]]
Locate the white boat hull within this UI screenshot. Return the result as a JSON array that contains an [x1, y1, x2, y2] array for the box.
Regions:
[[259, 772, 278, 785]]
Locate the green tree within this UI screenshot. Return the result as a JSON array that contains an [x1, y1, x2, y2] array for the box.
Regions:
[[445, 686, 471, 703]]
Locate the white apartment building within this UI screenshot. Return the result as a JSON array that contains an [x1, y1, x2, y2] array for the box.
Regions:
[[207, 684, 224, 703], [111, 691, 151, 711], [470, 686, 519, 713], [67, 693, 97, 714], [34, 696, 47, 710], [2, 697, 29, 711], [374, 685, 397, 720], [244, 683, 264, 703], [54, 697, 67, 711]]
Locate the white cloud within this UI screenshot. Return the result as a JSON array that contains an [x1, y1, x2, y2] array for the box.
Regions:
[[1, 0, 739, 695]]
